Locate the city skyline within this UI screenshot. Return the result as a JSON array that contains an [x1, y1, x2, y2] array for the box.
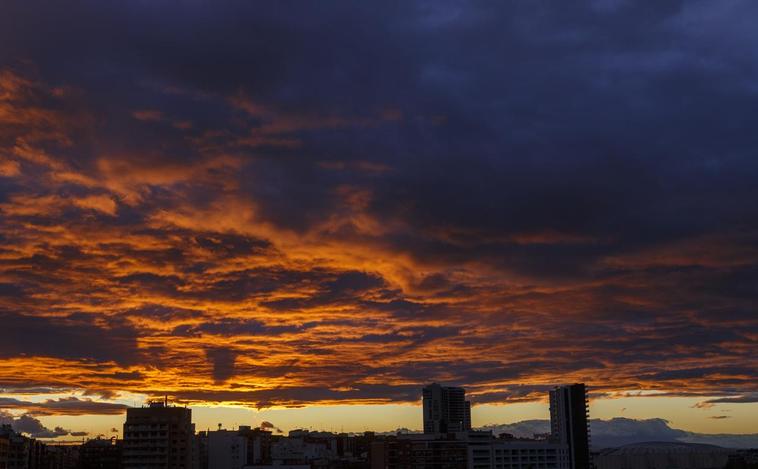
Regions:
[[1, 0, 757, 449], [7, 383, 758, 452], [3, 387, 757, 444], [3, 385, 753, 469], [1, 384, 595, 469]]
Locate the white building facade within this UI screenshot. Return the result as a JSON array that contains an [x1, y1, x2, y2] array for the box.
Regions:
[[469, 440, 570, 469]]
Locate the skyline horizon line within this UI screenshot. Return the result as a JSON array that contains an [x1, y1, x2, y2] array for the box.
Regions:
[[4, 386, 757, 445]]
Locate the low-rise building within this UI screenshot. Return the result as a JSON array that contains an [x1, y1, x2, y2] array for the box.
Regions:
[[0, 425, 30, 469], [44, 444, 80, 469], [79, 438, 121, 469], [237, 426, 272, 466], [594, 442, 732, 469], [371, 431, 569, 469]]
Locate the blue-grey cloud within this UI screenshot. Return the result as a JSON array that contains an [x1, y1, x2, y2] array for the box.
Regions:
[[0, 0, 756, 411], [480, 418, 758, 449]]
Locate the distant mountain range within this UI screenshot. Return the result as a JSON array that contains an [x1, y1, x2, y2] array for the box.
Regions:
[[477, 418, 758, 449]]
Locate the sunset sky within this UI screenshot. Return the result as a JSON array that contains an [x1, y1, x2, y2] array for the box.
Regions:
[[1, 1, 757, 440]]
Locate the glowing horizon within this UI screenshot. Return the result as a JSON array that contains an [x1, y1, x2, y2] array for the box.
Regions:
[[1, 0, 756, 442]]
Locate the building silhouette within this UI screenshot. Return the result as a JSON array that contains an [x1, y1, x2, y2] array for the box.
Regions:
[[79, 437, 121, 469], [0, 425, 79, 469], [549, 384, 591, 469], [374, 383, 574, 469], [206, 429, 246, 469], [122, 400, 194, 469], [422, 384, 471, 434], [236, 426, 272, 466], [0, 382, 598, 469], [371, 434, 468, 469]]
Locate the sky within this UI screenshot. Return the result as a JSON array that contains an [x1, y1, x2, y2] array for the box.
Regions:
[[0, 0, 757, 440]]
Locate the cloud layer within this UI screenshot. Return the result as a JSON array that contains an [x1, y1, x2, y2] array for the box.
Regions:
[[480, 418, 758, 449], [0, 1, 756, 413], [0, 411, 88, 439]]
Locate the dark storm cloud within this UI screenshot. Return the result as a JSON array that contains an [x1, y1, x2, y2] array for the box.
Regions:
[[0, 0, 757, 409], [3, 0, 758, 257], [0, 397, 127, 416], [193, 233, 272, 258], [206, 348, 238, 383], [166, 383, 423, 408], [94, 371, 144, 381], [125, 304, 204, 322], [0, 412, 72, 439], [172, 319, 310, 337], [0, 311, 140, 364], [0, 283, 25, 298], [341, 325, 460, 345], [262, 270, 390, 310], [647, 367, 757, 382]]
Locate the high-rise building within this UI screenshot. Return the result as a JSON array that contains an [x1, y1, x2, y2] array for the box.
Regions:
[[422, 383, 472, 434], [123, 401, 194, 469], [549, 384, 591, 469]]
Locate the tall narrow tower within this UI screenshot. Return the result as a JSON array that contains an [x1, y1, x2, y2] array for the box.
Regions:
[[422, 383, 472, 433], [550, 383, 591, 469]]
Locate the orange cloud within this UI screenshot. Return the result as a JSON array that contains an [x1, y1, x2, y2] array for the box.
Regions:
[[0, 158, 21, 177], [0, 67, 755, 418], [72, 195, 118, 216]]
